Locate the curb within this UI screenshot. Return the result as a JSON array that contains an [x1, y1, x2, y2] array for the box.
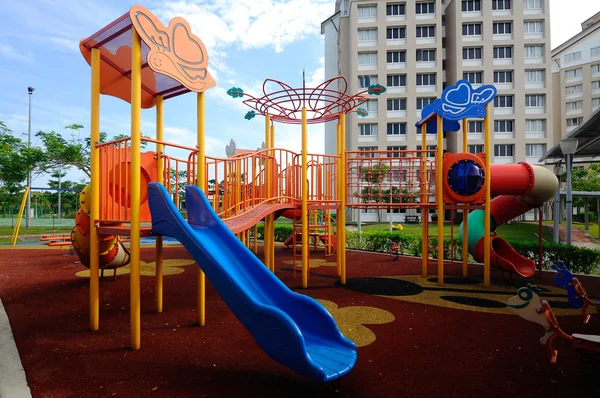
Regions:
[[0, 298, 32, 398]]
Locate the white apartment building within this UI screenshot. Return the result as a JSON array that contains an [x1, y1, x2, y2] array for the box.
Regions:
[[551, 11, 600, 145], [445, 0, 552, 165], [322, 0, 556, 222]]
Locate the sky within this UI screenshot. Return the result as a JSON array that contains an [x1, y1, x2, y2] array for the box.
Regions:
[[0, 0, 599, 187]]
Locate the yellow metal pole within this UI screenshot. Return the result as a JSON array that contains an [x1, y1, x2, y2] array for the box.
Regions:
[[270, 123, 275, 272], [336, 121, 342, 276], [340, 112, 347, 284], [130, 29, 142, 350], [437, 115, 444, 286], [197, 91, 206, 326], [11, 187, 29, 247], [89, 47, 101, 331], [264, 114, 271, 270], [421, 123, 428, 277], [301, 107, 309, 288], [156, 95, 164, 313], [483, 105, 491, 287], [462, 118, 469, 278]]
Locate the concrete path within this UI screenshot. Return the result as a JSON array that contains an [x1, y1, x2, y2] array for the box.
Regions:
[[0, 299, 32, 398], [553, 225, 600, 250]]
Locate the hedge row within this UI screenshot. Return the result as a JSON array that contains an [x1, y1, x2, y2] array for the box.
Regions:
[[255, 225, 600, 275]]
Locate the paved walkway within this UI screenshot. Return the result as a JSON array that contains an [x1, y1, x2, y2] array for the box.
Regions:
[[550, 225, 600, 250], [0, 299, 32, 398]]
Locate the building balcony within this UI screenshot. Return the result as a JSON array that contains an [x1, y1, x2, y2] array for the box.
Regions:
[[463, 59, 483, 67], [494, 132, 514, 140], [493, 33, 513, 41], [416, 37, 436, 45], [386, 134, 407, 142], [358, 16, 377, 24], [525, 82, 545, 89], [387, 62, 407, 70], [468, 132, 483, 140], [386, 39, 406, 46], [524, 32, 544, 40], [462, 11, 482, 18], [416, 85, 436, 93], [387, 110, 407, 118], [525, 156, 542, 164], [463, 34, 482, 42], [493, 156, 515, 164], [566, 108, 583, 116], [492, 10, 512, 17], [386, 15, 406, 23], [416, 61, 436, 69], [494, 107, 514, 115], [493, 58, 513, 66], [525, 131, 546, 139], [495, 82, 513, 90], [358, 135, 378, 143], [387, 86, 407, 94], [358, 64, 377, 71], [523, 7, 544, 15], [526, 106, 545, 114], [358, 40, 377, 48], [525, 57, 544, 65], [416, 13, 435, 21]]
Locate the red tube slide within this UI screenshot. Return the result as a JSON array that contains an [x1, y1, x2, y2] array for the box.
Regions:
[[463, 163, 558, 278]]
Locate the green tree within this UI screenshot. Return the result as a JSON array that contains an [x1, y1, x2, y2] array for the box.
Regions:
[[562, 164, 600, 214], [0, 121, 45, 216], [359, 163, 391, 222]]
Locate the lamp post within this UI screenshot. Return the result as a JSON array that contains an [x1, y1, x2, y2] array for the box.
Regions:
[[553, 162, 562, 243], [559, 138, 578, 245], [26, 86, 35, 227]]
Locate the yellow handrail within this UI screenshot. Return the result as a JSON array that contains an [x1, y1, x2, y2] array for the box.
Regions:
[[11, 187, 30, 247]]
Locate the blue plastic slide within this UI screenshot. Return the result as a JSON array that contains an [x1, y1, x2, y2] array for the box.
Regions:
[[147, 183, 357, 382]]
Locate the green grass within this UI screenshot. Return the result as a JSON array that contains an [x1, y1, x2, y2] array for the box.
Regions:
[[360, 222, 553, 242], [0, 226, 73, 236]]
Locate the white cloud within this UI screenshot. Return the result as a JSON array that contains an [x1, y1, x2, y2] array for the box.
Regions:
[[0, 44, 34, 64]]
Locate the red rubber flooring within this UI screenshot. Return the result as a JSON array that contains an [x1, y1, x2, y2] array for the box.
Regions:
[[1, 245, 599, 397]]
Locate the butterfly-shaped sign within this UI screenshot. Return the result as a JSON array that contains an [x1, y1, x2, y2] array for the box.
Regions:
[[129, 5, 216, 93]]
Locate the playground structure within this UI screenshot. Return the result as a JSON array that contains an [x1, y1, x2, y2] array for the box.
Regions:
[[27, 1, 561, 384], [552, 262, 600, 324], [508, 284, 600, 375]]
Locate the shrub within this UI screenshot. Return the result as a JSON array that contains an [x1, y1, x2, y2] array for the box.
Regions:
[[260, 224, 600, 274]]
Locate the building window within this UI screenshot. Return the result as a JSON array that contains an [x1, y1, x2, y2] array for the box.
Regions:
[[387, 27, 406, 40], [416, 97, 436, 110], [358, 75, 378, 88], [357, 5, 377, 18], [525, 95, 545, 107], [494, 120, 514, 133], [591, 46, 600, 58], [526, 119, 546, 132], [415, 2, 435, 14], [462, 47, 482, 60], [524, 21, 544, 34], [358, 146, 378, 158], [468, 121, 483, 133], [358, 29, 378, 42], [386, 3, 406, 16], [592, 81, 600, 91], [387, 123, 407, 136], [492, 0, 511, 10], [358, 52, 378, 66], [592, 98, 600, 109], [493, 70, 513, 83], [494, 95, 513, 108], [525, 144, 546, 157], [493, 46, 512, 59], [387, 51, 406, 63], [387, 98, 407, 111], [493, 22, 512, 35], [468, 144, 484, 153], [463, 71, 483, 84], [525, 70, 545, 83], [359, 124, 378, 137], [365, 100, 378, 113], [565, 68, 582, 80], [592, 64, 600, 74], [416, 49, 436, 62], [416, 73, 436, 86], [416, 145, 437, 158], [565, 101, 583, 112], [387, 146, 408, 158], [566, 117, 583, 128], [524, 0, 542, 9], [416, 25, 436, 38], [494, 144, 514, 157], [387, 74, 407, 87], [524, 45, 544, 58], [564, 51, 582, 63], [462, 1, 481, 12], [565, 84, 582, 96], [462, 23, 482, 36]]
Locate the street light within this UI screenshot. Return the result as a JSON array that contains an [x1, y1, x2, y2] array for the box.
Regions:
[[552, 162, 562, 243], [26, 86, 35, 227], [559, 138, 579, 245]]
